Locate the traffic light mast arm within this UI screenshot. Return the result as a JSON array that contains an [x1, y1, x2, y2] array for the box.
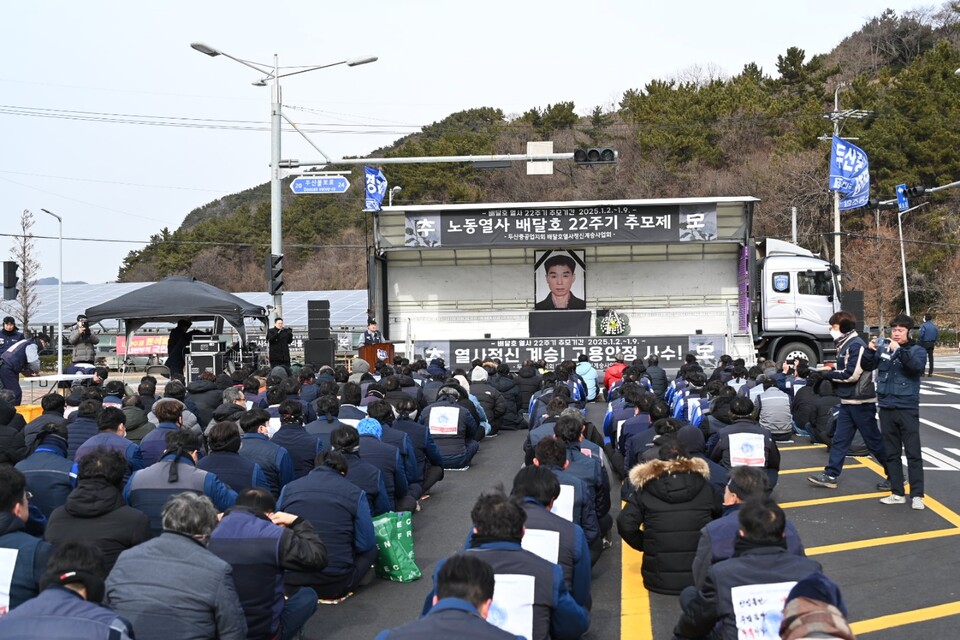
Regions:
[[279, 151, 611, 167], [877, 178, 960, 206]]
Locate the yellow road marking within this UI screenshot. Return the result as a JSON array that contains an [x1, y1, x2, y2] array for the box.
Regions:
[[780, 492, 881, 509], [854, 457, 960, 528], [778, 444, 828, 451], [806, 527, 960, 556], [621, 542, 652, 640], [850, 600, 960, 635], [779, 463, 865, 475]]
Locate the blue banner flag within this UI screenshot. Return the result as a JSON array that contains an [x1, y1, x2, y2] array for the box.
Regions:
[[364, 167, 388, 212], [829, 136, 870, 211]]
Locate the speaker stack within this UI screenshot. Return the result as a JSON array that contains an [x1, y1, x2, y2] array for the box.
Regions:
[[304, 300, 335, 367]]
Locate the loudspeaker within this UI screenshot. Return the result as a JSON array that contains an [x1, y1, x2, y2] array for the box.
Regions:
[[303, 339, 335, 368], [308, 324, 331, 340], [187, 353, 224, 383], [307, 300, 330, 311]]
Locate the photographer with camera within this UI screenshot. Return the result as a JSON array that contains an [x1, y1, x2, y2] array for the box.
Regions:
[[67, 314, 99, 374]]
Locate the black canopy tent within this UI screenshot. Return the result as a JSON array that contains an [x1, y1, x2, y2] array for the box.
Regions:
[[84, 276, 268, 359]]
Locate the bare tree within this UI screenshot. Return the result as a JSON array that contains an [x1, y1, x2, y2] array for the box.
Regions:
[[1, 210, 41, 334]]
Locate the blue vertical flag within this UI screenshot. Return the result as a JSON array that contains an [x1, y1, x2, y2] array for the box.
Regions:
[[364, 167, 388, 212], [829, 136, 870, 211]]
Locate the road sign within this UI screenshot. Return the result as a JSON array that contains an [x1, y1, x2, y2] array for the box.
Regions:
[[290, 175, 350, 194], [896, 183, 909, 211]]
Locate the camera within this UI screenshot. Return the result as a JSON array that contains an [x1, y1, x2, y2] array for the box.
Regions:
[[875, 337, 889, 350]]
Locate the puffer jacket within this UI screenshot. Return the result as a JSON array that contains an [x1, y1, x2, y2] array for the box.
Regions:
[[68, 325, 100, 363], [487, 373, 527, 430], [515, 366, 542, 408], [616, 456, 720, 594]]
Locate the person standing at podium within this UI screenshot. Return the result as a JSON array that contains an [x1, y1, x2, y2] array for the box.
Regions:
[[363, 321, 383, 346]]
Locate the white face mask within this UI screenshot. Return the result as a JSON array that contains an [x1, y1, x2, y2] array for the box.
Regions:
[[829, 329, 843, 340]]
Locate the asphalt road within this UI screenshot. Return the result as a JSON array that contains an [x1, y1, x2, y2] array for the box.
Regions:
[[22, 357, 960, 638], [305, 400, 621, 639]]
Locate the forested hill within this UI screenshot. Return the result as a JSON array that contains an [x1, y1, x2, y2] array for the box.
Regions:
[[118, 7, 960, 326]]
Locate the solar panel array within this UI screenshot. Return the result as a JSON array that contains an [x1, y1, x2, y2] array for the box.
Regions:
[[10, 283, 370, 330]]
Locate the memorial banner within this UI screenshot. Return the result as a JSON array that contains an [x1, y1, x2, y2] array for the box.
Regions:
[[404, 204, 717, 247], [417, 334, 723, 371]]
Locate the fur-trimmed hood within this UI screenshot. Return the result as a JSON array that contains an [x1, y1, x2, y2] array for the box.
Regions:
[[629, 456, 710, 490]]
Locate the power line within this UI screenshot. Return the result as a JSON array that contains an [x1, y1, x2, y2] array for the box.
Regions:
[[0, 231, 364, 250]]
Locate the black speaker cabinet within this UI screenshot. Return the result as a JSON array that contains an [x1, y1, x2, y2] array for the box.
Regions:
[[307, 300, 330, 311], [303, 339, 335, 368], [188, 353, 224, 383]]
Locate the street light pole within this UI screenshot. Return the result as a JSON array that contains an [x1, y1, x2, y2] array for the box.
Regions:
[[389, 185, 402, 207], [190, 43, 377, 322], [270, 53, 283, 319], [894, 202, 928, 318], [39, 208, 63, 377]]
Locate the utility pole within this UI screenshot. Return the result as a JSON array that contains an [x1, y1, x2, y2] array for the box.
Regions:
[[821, 83, 872, 272]]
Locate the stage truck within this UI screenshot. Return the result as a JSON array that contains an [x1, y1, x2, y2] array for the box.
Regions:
[[367, 196, 849, 372]]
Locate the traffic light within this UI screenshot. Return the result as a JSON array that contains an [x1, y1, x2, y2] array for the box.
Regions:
[[2, 261, 18, 301], [264, 254, 284, 295], [904, 185, 926, 198], [573, 148, 618, 165]]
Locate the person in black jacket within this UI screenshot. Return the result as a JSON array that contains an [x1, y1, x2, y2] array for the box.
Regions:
[[185, 371, 222, 429], [0, 397, 27, 464], [45, 448, 152, 573], [617, 435, 721, 595], [515, 360, 542, 410], [209, 487, 327, 640], [674, 497, 822, 640], [267, 318, 294, 374]]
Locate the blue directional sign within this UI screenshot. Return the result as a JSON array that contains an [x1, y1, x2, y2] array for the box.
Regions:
[[896, 183, 908, 211], [290, 175, 350, 194]]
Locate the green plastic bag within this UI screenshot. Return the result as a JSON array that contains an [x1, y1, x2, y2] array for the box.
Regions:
[[372, 510, 422, 583]]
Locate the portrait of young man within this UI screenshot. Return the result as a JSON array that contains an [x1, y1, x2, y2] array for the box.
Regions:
[[534, 250, 586, 311]]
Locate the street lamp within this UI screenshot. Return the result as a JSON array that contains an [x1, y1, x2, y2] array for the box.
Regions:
[[190, 42, 377, 319], [389, 185, 402, 206], [39, 208, 63, 377]]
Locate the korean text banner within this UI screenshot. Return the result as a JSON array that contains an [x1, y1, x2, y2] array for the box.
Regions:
[[830, 136, 870, 211], [416, 335, 723, 371], [364, 167, 388, 212], [403, 204, 718, 247]]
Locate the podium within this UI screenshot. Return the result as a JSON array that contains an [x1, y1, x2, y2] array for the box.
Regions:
[[359, 342, 394, 369]]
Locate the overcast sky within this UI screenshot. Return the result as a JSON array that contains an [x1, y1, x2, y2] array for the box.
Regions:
[[2, 0, 928, 285]]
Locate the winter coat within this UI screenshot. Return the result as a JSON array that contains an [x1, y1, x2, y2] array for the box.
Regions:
[[603, 362, 627, 391], [487, 373, 528, 430], [68, 324, 100, 364], [45, 477, 153, 573], [617, 456, 720, 594], [105, 532, 247, 640], [0, 586, 135, 639], [122, 405, 152, 444], [266, 327, 293, 365], [515, 366, 542, 408], [575, 362, 600, 401], [186, 379, 222, 428], [470, 381, 508, 434]]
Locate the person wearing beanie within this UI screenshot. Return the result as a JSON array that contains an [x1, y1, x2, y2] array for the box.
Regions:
[[1, 315, 24, 353], [15, 424, 73, 518], [349, 357, 373, 384], [780, 573, 855, 640], [861, 313, 928, 510], [357, 417, 414, 512], [809, 310, 889, 491]]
